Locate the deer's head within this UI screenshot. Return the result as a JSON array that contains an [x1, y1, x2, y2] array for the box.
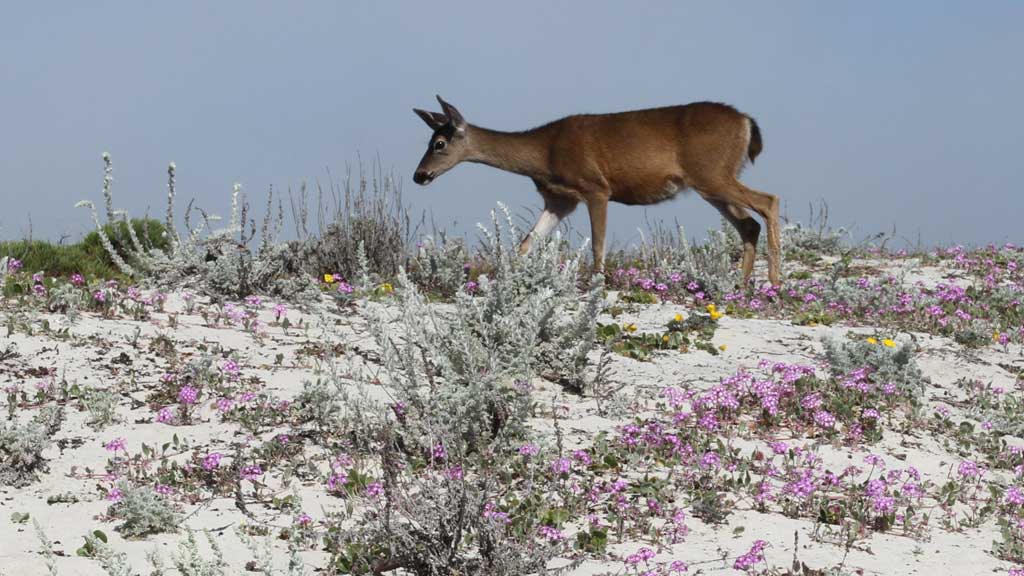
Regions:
[[412, 95, 469, 185]]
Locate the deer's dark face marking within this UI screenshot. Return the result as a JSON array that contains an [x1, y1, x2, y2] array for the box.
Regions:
[[413, 96, 468, 186]]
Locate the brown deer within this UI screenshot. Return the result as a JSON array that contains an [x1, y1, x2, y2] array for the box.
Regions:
[[413, 95, 781, 286]]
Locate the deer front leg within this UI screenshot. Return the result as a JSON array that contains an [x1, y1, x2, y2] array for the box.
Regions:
[[518, 210, 561, 255], [586, 195, 609, 273], [518, 193, 579, 255]]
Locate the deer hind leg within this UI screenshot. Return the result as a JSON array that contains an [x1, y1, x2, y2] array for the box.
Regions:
[[741, 185, 781, 286], [518, 193, 578, 256], [709, 200, 761, 286], [700, 180, 781, 286]]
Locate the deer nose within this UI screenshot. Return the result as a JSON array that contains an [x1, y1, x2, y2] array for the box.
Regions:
[[413, 170, 434, 185]]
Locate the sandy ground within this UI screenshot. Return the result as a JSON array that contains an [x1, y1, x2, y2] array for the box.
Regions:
[[1, 258, 1023, 575]]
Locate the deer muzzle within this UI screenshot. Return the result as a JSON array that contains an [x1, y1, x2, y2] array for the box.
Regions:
[[413, 170, 435, 185]]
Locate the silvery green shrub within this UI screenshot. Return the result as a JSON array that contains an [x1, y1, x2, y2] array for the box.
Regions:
[[81, 386, 118, 430], [324, 462, 554, 576], [779, 201, 849, 259], [782, 221, 848, 258], [169, 529, 226, 576], [77, 155, 318, 302], [108, 481, 180, 538], [298, 168, 410, 284], [371, 203, 602, 451], [823, 336, 927, 400], [235, 526, 307, 576], [81, 531, 134, 576], [406, 231, 469, 298], [0, 256, 11, 283], [319, 205, 601, 575], [0, 406, 63, 487], [45, 282, 86, 320]]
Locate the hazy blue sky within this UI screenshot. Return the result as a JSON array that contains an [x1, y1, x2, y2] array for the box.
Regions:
[[2, 1, 1022, 248]]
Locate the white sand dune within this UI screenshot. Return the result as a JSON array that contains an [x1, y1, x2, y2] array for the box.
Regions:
[[2, 257, 1022, 575]]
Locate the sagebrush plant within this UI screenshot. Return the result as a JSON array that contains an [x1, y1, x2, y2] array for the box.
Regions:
[[107, 480, 181, 537], [823, 335, 927, 400], [781, 221, 848, 261], [293, 163, 413, 283], [170, 180, 314, 301], [0, 406, 63, 487], [780, 201, 850, 262], [372, 203, 602, 450], [291, 369, 343, 424], [308, 205, 605, 575], [167, 529, 226, 576], [473, 204, 604, 393], [76, 154, 319, 302], [322, 447, 561, 576], [33, 519, 60, 576], [236, 525, 308, 576], [44, 281, 87, 319], [81, 386, 119, 430], [406, 230, 470, 299], [80, 531, 134, 576]]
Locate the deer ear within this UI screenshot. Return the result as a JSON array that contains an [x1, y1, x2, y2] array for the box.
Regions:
[[413, 108, 448, 130], [436, 95, 465, 130]]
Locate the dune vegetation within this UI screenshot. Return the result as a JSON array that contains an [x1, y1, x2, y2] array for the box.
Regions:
[[2, 156, 1024, 576]]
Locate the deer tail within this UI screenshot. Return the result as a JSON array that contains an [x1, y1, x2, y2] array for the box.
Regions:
[[746, 116, 763, 164]]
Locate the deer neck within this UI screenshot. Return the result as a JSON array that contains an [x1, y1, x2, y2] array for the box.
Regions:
[[466, 125, 551, 180]]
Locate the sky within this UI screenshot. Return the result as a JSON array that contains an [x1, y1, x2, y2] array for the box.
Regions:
[[1, 1, 1022, 249]]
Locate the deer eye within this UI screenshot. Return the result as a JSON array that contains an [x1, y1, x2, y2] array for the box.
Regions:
[[433, 140, 447, 152]]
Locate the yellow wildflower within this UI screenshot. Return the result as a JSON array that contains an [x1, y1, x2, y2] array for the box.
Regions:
[[323, 273, 335, 284], [673, 313, 683, 323], [710, 310, 723, 321], [706, 303, 717, 313], [382, 283, 394, 294], [866, 337, 878, 345], [994, 331, 1001, 342], [624, 323, 638, 333], [662, 334, 670, 343], [718, 344, 727, 351], [882, 339, 896, 348]]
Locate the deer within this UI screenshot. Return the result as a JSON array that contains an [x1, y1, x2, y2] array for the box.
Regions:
[[412, 95, 782, 286]]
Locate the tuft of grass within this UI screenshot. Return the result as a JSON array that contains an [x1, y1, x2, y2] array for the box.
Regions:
[[0, 219, 166, 289], [0, 240, 123, 285], [79, 218, 169, 267]]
